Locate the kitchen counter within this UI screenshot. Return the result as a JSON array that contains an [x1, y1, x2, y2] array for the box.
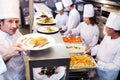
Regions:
[[25, 3, 70, 80]]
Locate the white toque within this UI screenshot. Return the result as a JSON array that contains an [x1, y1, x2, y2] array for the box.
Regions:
[[106, 12, 120, 30], [83, 4, 94, 17], [62, 0, 73, 7], [55, 2, 63, 11], [0, 0, 20, 19]]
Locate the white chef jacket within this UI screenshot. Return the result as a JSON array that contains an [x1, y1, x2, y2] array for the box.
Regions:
[[64, 8, 80, 35], [55, 13, 68, 30], [91, 35, 120, 80], [0, 30, 25, 80], [71, 22, 99, 47], [0, 56, 7, 74]]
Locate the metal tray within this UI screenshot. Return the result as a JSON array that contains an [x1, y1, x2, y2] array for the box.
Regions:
[[70, 54, 97, 70]]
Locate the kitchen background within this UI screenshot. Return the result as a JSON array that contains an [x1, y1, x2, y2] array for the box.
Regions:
[[20, 0, 120, 40], [19, 0, 120, 79]]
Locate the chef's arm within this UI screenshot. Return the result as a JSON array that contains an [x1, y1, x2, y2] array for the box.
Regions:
[[1, 53, 12, 63], [1, 44, 25, 63], [96, 49, 120, 70], [91, 45, 100, 56], [67, 14, 79, 30], [89, 28, 100, 47], [70, 23, 82, 36], [61, 25, 67, 31], [0, 55, 7, 74], [70, 28, 79, 36]]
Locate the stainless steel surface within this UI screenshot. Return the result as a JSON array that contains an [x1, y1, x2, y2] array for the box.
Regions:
[[29, 32, 70, 60], [31, 8, 69, 59], [25, 4, 70, 80]]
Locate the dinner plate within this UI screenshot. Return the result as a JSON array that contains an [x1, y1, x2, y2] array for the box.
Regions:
[[37, 18, 56, 25], [17, 33, 55, 50], [37, 26, 59, 34], [33, 66, 66, 80]]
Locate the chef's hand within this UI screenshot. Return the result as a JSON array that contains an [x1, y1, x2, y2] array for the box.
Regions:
[[85, 47, 91, 56], [59, 28, 65, 33], [2, 44, 25, 62], [68, 30, 72, 34]]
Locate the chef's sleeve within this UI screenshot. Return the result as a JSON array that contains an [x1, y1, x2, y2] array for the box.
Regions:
[[71, 23, 82, 36], [91, 44, 100, 56], [97, 48, 120, 70], [89, 26, 100, 47], [0, 55, 7, 74]]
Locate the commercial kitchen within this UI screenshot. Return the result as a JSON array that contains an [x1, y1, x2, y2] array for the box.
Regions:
[[0, 0, 120, 80]]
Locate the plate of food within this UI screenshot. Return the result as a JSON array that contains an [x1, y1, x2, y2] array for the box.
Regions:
[[17, 33, 55, 50], [37, 26, 59, 34], [37, 17, 56, 25], [33, 66, 66, 80]]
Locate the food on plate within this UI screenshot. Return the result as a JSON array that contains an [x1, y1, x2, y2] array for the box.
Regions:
[[17, 34, 55, 50], [39, 16, 54, 24], [62, 36, 82, 43], [45, 26, 55, 32], [37, 26, 59, 34], [65, 43, 86, 53], [70, 54, 95, 68], [28, 37, 49, 47], [66, 45, 81, 49]]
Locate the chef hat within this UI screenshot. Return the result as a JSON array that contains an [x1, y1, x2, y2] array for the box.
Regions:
[[55, 2, 63, 11], [0, 0, 20, 19], [105, 12, 120, 31], [83, 4, 94, 17], [62, 0, 73, 7]]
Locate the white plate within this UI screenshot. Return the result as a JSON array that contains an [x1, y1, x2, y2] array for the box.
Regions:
[[37, 26, 59, 34], [17, 33, 55, 50], [33, 66, 66, 80]]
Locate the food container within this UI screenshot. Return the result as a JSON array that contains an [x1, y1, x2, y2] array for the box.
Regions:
[[62, 36, 86, 54], [65, 43, 86, 54], [69, 54, 97, 80], [62, 36, 82, 43], [70, 54, 97, 70]]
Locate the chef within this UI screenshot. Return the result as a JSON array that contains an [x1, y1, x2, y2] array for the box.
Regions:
[[61, 0, 80, 35], [90, 12, 120, 80], [55, 2, 68, 33], [68, 4, 99, 47], [0, 0, 26, 80]]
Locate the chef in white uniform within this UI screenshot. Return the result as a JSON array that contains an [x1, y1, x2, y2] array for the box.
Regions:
[[68, 4, 99, 47], [62, 0, 80, 35], [91, 12, 120, 80], [0, 0, 26, 80], [55, 2, 68, 33]]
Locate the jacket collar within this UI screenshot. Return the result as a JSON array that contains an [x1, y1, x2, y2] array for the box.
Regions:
[[0, 30, 12, 40]]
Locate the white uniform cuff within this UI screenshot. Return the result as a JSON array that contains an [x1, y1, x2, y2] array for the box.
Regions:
[[97, 60, 105, 70], [0, 55, 7, 74]]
